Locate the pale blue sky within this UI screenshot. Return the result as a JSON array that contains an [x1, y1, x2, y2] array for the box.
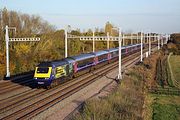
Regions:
[[1, 0, 180, 33]]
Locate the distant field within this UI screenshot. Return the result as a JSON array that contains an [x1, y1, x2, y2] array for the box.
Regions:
[[169, 55, 180, 87], [152, 95, 180, 120]]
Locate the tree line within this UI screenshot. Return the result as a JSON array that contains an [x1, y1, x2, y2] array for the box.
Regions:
[[0, 8, 120, 79], [168, 34, 180, 55]]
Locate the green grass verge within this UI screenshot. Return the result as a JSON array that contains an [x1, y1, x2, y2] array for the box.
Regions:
[[151, 95, 180, 120], [167, 61, 174, 87]]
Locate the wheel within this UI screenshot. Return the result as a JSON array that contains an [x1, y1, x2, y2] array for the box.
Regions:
[[69, 74, 73, 79], [90, 66, 95, 72], [46, 85, 52, 89], [55, 79, 58, 86]]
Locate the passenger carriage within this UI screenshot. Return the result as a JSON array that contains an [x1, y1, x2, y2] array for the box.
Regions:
[[69, 53, 95, 77], [90, 50, 109, 68]]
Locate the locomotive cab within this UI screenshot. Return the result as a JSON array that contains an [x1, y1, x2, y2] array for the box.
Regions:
[[34, 67, 52, 79], [34, 62, 54, 86], [34, 61, 70, 86]]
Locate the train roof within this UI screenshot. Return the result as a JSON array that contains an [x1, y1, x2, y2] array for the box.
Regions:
[[105, 48, 118, 52], [38, 60, 68, 67], [52, 60, 68, 66], [64, 57, 75, 63], [69, 53, 95, 61], [38, 62, 52, 67], [90, 50, 109, 56], [126, 44, 139, 48], [116, 46, 126, 49], [132, 43, 141, 46]]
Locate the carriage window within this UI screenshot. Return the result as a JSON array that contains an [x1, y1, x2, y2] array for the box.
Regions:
[[98, 54, 108, 61], [111, 51, 118, 57], [122, 49, 126, 54], [77, 58, 94, 68]]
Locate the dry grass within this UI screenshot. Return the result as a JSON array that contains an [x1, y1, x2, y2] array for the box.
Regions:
[[74, 52, 162, 120], [74, 74, 145, 120], [169, 55, 180, 88]]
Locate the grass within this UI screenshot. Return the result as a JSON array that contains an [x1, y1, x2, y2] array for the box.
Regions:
[[167, 61, 174, 87], [74, 70, 145, 120], [149, 55, 180, 120], [169, 55, 180, 88], [151, 95, 180, 120], [73, 52, 179, 120]]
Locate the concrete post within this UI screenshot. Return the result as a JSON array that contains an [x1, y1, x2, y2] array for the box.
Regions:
[[93, 31, 95, 52], [5, 25, 10, 78], [118, 28, 122, 80], [140, 32, 143, 62], [107, 32, 110, 49], [158, 35, 160, 50], [149, 33, 151, 55], [65, 29, 68, 58]]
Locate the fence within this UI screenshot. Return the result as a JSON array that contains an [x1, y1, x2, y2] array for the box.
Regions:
[[148, 87, 180, 96]]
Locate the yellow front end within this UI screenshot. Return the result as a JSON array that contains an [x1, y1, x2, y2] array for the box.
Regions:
[[34, 67, 52, 78]]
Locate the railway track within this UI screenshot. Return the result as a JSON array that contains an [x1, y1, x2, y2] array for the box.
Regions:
[[0, 80, 34, 95], [0, 73, 33, 87], [0, 74, 34, 95], [0, 46, 156, 94], [0, 76, 86, 116], [0, 58, 119, 119], [0, 47, 157, 119], [0, 75, 33, 88], [0, 49, 145, 119]]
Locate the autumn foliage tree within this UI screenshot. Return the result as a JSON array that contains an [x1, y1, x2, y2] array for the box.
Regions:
[[0, 8, 120, 79], [0, 8, 56, 77]]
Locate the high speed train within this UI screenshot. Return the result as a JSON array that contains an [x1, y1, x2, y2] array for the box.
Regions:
[[34, 44, 141, 88]]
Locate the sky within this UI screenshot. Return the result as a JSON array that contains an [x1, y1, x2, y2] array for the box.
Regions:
[[0, 0, 180, 33]]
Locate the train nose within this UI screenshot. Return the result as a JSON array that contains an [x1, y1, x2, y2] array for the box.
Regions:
[[35, 77, 51, 86]]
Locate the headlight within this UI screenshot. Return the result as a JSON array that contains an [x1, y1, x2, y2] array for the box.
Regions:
[[45, 78, 49, 80], [34, 78, 37, 79]]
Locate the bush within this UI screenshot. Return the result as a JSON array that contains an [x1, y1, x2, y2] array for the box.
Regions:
[[155, 55, 169, 88]]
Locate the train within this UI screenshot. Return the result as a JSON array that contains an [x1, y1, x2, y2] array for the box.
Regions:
[[34, 43, 142, 89]]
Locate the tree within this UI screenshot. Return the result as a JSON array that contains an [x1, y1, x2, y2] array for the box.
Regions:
[[105, 21, 113, 35], [0, 10, 3, 51], [0, 8, 56, 76]]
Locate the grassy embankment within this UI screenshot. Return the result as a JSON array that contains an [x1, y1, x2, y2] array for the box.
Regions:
[[151, 95, 180, 120], [169, 55, 180, 88], [150, 51, 180, 120], [74, 50, 180, 120], [74, 51, 161, 120], [149, 34, 180, 120]]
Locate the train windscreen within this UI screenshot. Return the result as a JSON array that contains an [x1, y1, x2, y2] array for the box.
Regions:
[[37, 67, 49, 73]]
